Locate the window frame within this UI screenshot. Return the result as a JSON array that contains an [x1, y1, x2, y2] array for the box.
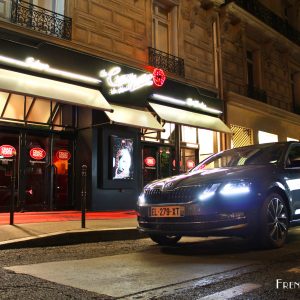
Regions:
[[152, 0, 178, 56]]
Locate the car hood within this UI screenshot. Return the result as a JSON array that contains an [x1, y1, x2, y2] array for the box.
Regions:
[[145, 164, 277, 190]]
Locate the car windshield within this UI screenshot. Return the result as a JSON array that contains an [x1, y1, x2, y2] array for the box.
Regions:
[[192, 143, 285, 171]]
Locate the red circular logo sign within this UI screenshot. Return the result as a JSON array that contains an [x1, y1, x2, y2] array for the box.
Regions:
[[186, 159, 195, 169], [0, 145, 16, 158], [30, 148, 46, 160], [144, 156, 156, 167], [152, 68, 166, 87], [56, 149, 71, 161]]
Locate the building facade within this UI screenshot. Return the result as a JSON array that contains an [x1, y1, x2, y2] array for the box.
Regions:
[[0, 0, 299, 211]]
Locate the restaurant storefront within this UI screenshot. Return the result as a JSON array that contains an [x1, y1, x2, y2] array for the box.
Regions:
[[0, 32, 230, 211]]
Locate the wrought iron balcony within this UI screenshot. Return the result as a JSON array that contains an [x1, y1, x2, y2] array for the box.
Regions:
[[225, 0, 300, 46], [10, 0, 72, 40], [148, 47, 185, 77], [247, 85, 267, 103]]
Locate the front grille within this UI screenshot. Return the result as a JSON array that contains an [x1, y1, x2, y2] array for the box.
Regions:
[[145, 186, 201, 204]]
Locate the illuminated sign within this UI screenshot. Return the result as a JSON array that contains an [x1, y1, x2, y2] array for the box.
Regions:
[[99, 67, 153, 95], [144, 157, 156, 167], [151, 94, 222, 115], [153, 68, 166, 87], [0, 55, 101, 84], [30, 148, 46, 160], [0, 145, 16, 158], [56, 150, 71, 161]]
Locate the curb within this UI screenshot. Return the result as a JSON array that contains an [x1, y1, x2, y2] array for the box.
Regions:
[[0, 227, 147, 250]]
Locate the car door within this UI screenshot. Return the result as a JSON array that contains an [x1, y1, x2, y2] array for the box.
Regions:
[[284, 143, 300, 219]]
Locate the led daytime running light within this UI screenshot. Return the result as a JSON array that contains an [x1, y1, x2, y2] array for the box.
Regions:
[[220, 181, 251, 196]]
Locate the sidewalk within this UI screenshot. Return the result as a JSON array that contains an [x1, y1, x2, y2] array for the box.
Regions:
[[0, 211, 143, 249]]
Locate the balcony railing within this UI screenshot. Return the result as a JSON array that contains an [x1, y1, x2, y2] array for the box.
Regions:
[[10, 0, 72, 40], [247, 85, 267, 103], [148, 47, 185, 77], [225, 0, 300, 46]]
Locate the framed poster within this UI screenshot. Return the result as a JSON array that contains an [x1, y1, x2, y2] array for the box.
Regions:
[[98, 125, 140, 189], [111, 136, 134, 180]]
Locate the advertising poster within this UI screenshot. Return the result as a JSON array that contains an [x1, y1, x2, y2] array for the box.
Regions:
[[111, 136, 134, 180]]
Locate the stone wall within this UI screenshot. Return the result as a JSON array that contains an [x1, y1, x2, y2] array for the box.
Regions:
[[70, 0, 217, 91]]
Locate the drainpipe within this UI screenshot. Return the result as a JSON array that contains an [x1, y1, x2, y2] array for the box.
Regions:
[[215, 6, 229, 150]]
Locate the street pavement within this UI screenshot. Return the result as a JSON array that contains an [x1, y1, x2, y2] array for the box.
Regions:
[[0, 210, 141, 249]]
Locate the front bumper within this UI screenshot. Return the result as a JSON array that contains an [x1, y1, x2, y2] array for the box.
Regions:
[[137, 202, 255, 237]]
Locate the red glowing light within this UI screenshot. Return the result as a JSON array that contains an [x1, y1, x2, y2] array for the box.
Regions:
[[0, 145, 16, 158], [30, 147, 46, 160], [152, 68, 166, 87], [172, 160, 183, 168], [56, 149, 71, 161], [186, 159, 195, 169], [144, 156, 156, 167]]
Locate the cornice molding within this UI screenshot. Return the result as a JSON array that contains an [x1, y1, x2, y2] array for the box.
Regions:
[[223, 2, 300, 56], [226, 91, 300, 126]]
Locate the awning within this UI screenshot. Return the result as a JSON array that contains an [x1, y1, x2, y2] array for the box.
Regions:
[[149, 102, 231, 134], [0, 68, 112, 111], [105, 104, 164, 131]]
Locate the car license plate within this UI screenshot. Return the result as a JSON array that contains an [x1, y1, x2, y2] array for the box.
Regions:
[[150, 206, 184, 217]]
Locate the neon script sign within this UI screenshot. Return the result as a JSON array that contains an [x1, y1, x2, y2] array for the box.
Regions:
[[151, 94, 222, 115], [99, 67, 165, 95], [0, 55, 101, 84]]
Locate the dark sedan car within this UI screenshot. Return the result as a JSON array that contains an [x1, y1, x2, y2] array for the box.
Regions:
[[137, 142, 300, 248]]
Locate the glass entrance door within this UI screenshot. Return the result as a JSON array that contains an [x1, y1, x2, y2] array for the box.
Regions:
[[0, 132, 19, 211], [142, 145, 175, 186], [22, 134, 50, 210], [52, 135, 73, 210]]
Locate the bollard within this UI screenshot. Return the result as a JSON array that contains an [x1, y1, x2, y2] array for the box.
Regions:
[[10, 158, 16, 225], [81, 164, 87, 228]]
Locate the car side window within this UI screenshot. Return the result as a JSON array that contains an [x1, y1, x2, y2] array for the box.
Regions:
[[286, 145, 300, 168]]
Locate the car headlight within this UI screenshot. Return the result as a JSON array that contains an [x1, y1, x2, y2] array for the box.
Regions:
[[219, 181, 251, 196], [138, 193, 146, 205], [198, 183, 221, 201]]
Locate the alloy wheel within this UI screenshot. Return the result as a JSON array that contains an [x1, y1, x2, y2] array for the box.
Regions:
[[267, 197, 288, 242]]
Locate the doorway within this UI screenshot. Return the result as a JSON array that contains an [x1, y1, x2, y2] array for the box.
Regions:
[[142, 144, 175, 186], [0, 129, 74, 211]]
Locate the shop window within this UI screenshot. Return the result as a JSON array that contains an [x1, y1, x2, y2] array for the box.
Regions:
[[152, 0, 178, 55], [141, 128, 159, 143], [181, 125, 197, 144], [2, 94, 25, 120], [287, 137, 299, 142], [198, 129, 215, 161], [161, 122, 175, 142], [180, 148, 196, 173], [258, 131, 278, 144], [142, 122, 175, 143], [230, 125, 254, 148], [0, 92, 73, 130]]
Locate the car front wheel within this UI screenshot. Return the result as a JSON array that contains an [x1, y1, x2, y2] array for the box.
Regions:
[[149, 234, 181, 246], [260, 193, 289, 249]]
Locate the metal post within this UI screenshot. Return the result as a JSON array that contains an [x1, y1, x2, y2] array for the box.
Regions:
[[10, 158, 16, 225], [81, 164, 87, 228], [175, 124, 181, 174]]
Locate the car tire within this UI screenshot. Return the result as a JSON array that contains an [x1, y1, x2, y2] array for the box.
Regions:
[[259, 193, 289, 249], [149, 234, 181, 246]]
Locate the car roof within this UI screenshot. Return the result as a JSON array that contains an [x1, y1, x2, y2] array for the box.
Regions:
[[223, 141, 299, 153]]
